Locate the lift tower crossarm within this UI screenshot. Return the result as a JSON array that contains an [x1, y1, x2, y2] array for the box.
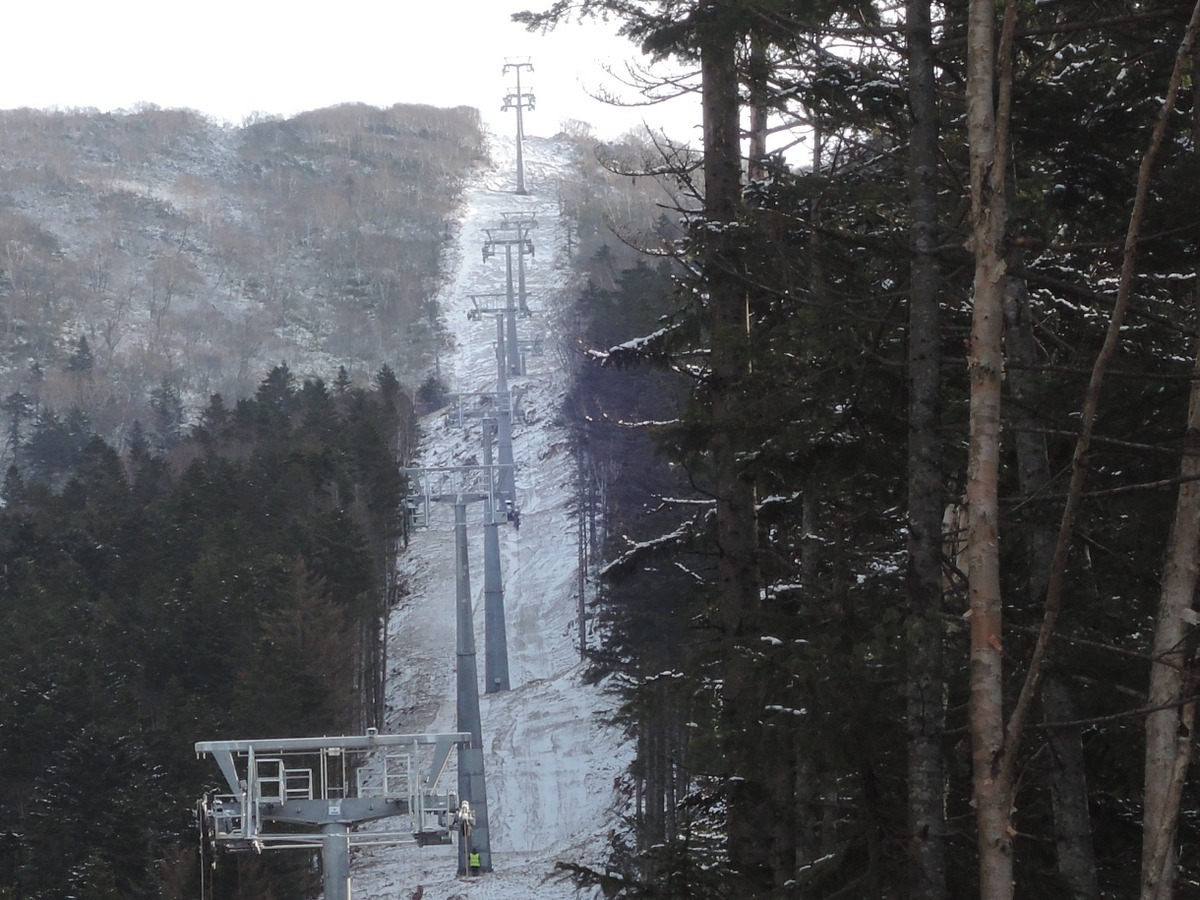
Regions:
[[195, 731, 472, 796], [493, 211, 538, 231], [402, 463, 513, 518], [468, 292, 536, 319], [445, 391, 526, 429], [195, 731, 473, 899]]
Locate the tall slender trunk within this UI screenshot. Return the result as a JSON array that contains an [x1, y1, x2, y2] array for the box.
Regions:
[[747, 31, 770, 185], [1004, 276, 1100, 899], [965, 0, 1016, 892], [698, 12, 785, 892], [1042, 677, 1101, 898], [1141, 331, 1200, 900], [904, 0, 946, 893], [1140, 30, 1200, 899]]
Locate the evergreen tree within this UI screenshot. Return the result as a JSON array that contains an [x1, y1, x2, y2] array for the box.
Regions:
[[2, 391, 32, 457], [64, 334, 94, 375], [149, 378, 185, 451]]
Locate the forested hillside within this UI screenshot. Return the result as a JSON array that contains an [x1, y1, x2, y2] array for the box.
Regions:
[[0, 364, 411, 897], [0, 103, 483, 455], [541, 0, 1200, 897]]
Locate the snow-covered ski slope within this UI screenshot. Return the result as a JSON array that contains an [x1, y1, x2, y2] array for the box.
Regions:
[[352, 133, 630, 899]]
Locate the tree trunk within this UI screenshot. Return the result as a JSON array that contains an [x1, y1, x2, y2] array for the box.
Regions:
[[1042, 676, 1102, 898], [904, 0, 947, 893], [747, 31, 770, 185], [965, 0, 1015, 892], [1004, 274, 1100, 899], [1140, 341, 1200, 900], [698, 11, 785, 892], [1140, 31, 1200, 898]]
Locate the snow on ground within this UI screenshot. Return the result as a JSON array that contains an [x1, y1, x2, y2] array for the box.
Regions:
[[350, 133, 631, 899]]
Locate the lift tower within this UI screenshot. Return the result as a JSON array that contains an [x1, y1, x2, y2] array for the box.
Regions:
[[441, 315, 523, 695], [402, 463, 514, 871], [501, 59, 534, 193], [482, 213, 536, 376]]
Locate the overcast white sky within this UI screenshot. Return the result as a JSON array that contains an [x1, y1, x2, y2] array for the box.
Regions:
[[0, 1, 700, 143]]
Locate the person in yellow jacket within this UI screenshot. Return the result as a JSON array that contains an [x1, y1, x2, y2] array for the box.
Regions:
[[468, 850, 481, 876]]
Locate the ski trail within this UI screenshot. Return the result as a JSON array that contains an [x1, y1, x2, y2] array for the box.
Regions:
[[352, 134, 631, 899]]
